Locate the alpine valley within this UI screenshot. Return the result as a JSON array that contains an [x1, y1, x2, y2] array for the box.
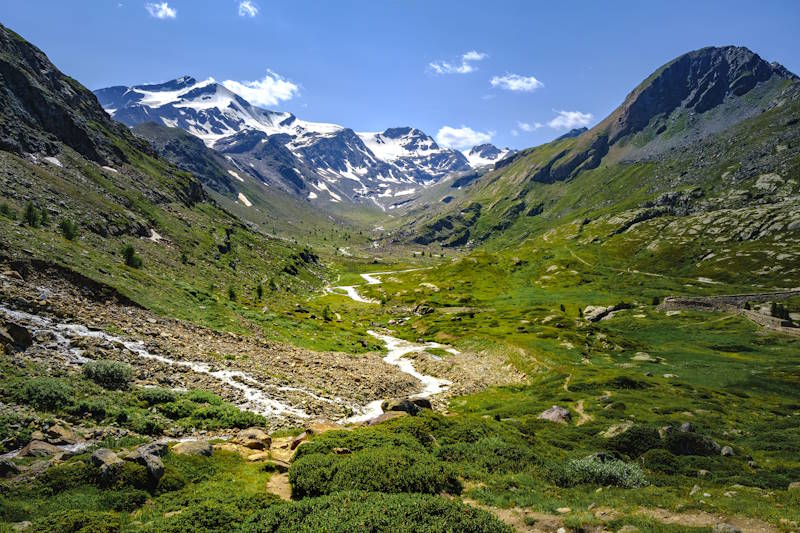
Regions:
[[1, 10, 800, 533]]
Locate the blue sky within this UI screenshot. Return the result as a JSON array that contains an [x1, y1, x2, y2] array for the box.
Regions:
[[3, 1, 799, 150]]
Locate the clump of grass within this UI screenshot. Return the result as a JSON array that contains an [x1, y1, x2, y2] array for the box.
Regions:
[[82, 360, 134, 390]]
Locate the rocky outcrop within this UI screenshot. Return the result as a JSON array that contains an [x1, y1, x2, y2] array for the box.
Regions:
[[18, 440, 61, 457], [537, 405, 571, 424], [172, 440, 213, 457], [91, 448, 123, 478]]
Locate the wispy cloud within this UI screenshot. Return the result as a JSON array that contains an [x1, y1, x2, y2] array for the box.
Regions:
[[436, 126, 493, 150], [222, 70, 300, 107], [490, 73, 543, 92], [238, 0, 258, 17], [517, 121, 543, 132], [429, 51, 488, 75], [145, 2, 176, 19], [548, 110, 593, 130]]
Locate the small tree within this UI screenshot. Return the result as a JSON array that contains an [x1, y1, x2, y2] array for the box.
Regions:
[[39, 208, 50, 226], [180, 252, 188, 265], [560, 304, 566, 313], [322, 304, 332, 322], [23, 202, 41, 227], [228, 287, 236, 301], [256, 283, 264, 300], [0, 203, 16, 219], [122, 244, 142, 268], [59, 219, 78, 240], [652, 296, 660, 306]]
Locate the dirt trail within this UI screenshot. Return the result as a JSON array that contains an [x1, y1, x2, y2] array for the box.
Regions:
[[266, 473, 292, 501], [638, 507, 780, 533], [574, 399, 592, 426]]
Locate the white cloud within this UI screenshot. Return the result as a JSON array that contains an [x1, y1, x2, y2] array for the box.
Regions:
[[221, 70, 300, 107], [145, 2, 176, 19], [547, 110, 593, 130], [517, 121, 543, 132], [429, 50, 488, 75], [511, 129, 519, 137], [238, 0, 258, 17], [435, 126, 493, 150], [490, 73, 543, 92]]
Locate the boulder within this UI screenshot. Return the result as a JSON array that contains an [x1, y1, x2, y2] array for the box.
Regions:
[[537, 405, 571, 424], [246, 451, 272, 462], [305, 422, 340, 436], [45, 425, 80, 445], [235, 427, 271, 450], [679, 422, 694, 433], [263, 459, 290, 472], [1, 320, 32, 350], [0, 458, 21, 478], [409, 397, 432, 410], [289, 432, 307, 451], [382, 398, 422, 416], [720, 445, 735, 457], [91, 448, 123, 478], [127, 442, 167, 481], [172, 440, 212, 457], [788, 481, 800, 491], [18, 440, 61, 457]]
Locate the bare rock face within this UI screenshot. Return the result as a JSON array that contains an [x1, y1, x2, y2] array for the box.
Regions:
[[537, 405, 572, 424], [45, 424, 80, 445], [0, 320, 32, 349]]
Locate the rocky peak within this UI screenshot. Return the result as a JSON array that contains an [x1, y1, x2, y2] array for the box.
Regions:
[[607, 45, 797, 144]]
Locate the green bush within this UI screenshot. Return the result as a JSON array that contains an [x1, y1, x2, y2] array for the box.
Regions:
[[293, 428, 425, 461], [0, 202, 16, 219], [37, 461, 94, 494], [640, 448, 680, 475], [154, 465, 187, 494], [186, 404, 266, 430], [82, 360, 133, 390], [239, 491, 512, 532], [186, 390, 223, 405], [665, 432, 718, 456], [30, 510, 120, 533], [100, 488, 149, 512], [23, 201, 41, 228], [128, 413, 166, 436], [552, 457, 648, 488], [100, 461, 151, 491], [289, 447, 461, 499], [122, 243, 143, 268], [158, 399, 196, 420], [436, 437, 538, 474], [58, 219, 78, 240], [19, 378, 73, 410], [67, 398, 108, 420], [139, 387, 177, 405], [605, 425, 661, 458]]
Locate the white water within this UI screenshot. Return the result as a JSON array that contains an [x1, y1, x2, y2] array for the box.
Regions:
[[0, 306, 308, 419], [332, 271, 454, 424]]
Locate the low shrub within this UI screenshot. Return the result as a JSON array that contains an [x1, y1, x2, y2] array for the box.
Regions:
[[100, 488, 149, 512], [186, 390, 223, 405], [665, 432, 718, 456], [58, 219, 78, 240], [293, 428, 424, 461], [139, 387, 177, 405], [36, 461, 94, 494], [30, 510, 120, 533], [67, 398, 108, 421], [552, 457, 648, 488], [605, 425, 661, 458], [239, 491, 513, 532], [19, 378, 73, 410], [82, 360, 133, 390], [128, 413, 166, 436], [639, 448, 680, 474], [436, 437, 538, 474], [289, 447, 461, 499]]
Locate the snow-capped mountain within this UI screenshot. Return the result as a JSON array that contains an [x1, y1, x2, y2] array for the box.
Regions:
[[95, 76, 472, 206], [462, 144, 515, 168]]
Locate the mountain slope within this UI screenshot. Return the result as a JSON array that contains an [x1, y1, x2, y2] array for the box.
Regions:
[[0, 23, 323, 326], [397, 46, 800, 262], [95, 78, 472, 207]]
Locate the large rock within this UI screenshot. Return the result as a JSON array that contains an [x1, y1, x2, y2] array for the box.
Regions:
[[787, 481, 800, 491], [0, 320, 32, 350], [382, 397, 432, 416], [91, 448, 123, 478], [18, 440, 61, 457], [173, 440, 212, 457], [367, 411, 408, 426], [0, 458, 21, 477], [127, 442, 167, 481], [235, 427, 271, 450], [712, 524, 742, 533], [45, 425, 80, 445], [720, 445, 735, 457], [537, 405, 571, 424]]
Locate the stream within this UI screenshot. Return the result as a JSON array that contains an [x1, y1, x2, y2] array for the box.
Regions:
[[0, 270, 454, 429]]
